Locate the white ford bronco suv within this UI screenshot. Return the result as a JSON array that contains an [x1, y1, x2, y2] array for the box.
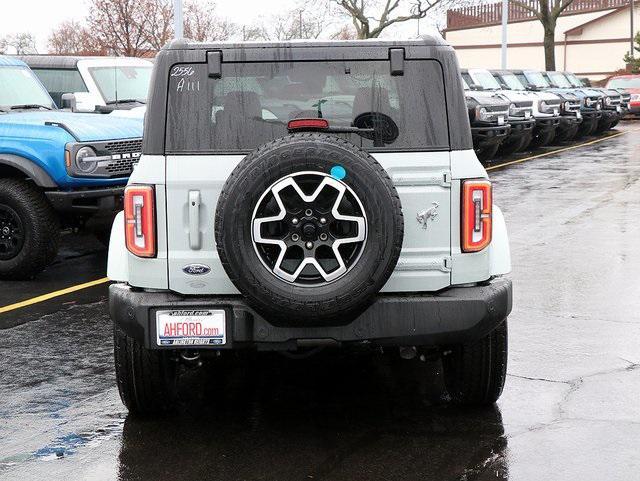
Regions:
[[107, 37, 512, 415]]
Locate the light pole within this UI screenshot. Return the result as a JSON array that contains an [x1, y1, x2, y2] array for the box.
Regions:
[[501, 0, 508, 69], [632, 0, 636, 59], [173, 0, 184, 40]]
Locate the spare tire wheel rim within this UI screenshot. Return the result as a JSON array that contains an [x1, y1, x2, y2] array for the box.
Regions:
[[251, 171, 367, 286]]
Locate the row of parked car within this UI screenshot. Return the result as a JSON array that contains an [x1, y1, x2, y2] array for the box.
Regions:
[[462, 68, 637, 161], [0, 52, 637, 281]]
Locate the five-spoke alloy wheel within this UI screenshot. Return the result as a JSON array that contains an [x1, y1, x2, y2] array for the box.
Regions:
[[252, 172, 367, 286]]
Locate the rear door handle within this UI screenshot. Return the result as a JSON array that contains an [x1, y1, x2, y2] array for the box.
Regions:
[[188, 190, 201, 250]]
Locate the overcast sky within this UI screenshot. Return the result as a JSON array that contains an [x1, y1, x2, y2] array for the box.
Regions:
[[0, 0, 437, 53]]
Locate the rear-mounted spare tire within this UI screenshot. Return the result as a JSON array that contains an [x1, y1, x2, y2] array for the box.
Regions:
[[215, 133, 403, 324]]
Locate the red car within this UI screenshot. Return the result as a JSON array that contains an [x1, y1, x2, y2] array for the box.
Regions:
[[606, 74, 640, 116]]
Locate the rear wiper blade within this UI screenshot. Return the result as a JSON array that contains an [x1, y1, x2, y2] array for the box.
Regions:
[[106, 99, 146, 105], [10, 104, 53, 110]]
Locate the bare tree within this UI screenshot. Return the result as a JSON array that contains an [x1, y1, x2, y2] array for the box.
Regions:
[[87, 0, 150, 56], [242, 3, 331, 41], [138, 0, 235, 50], [6, 33, 38, 54], [48, 21, 105, 55], [144, 0, 174, 50], [184, 0, 236, 42], [331, 0, 445, 39], [510, 0, 576, 70], [0, 37, 7, 54], [331, 25, 357, 40], [241, 24, 270, 41]]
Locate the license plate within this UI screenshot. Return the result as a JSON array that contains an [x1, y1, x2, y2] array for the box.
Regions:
[[577, 111, 582, 119], [156, 310, 226, 346], [525, 111, 531, 119], [616, 105, 621, 113], [553, 108, 559, 116], [497, 116, 505, 125]]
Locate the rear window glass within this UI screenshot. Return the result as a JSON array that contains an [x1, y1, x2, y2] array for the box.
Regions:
[[165, 60, 449, 153], [32, 68, 88, 107]]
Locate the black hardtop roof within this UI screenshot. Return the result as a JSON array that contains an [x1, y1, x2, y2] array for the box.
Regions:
[[163, 36, 447, 51]]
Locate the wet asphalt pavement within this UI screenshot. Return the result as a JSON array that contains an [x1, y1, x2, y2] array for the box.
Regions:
[[1, 122, 639, 481]]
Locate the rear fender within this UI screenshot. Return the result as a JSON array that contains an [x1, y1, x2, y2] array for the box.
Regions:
[[107, 211, 128, 282], [489, 205, 511, 276]]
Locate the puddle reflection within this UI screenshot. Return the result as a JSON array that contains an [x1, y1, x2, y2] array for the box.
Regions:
[[118, 352, 508, 480]]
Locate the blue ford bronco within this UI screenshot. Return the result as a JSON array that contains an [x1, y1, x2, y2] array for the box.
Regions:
[[0, 56, 143, 279]]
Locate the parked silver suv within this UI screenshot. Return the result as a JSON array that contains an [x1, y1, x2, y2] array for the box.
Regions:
[[107, 38, 513, 415]]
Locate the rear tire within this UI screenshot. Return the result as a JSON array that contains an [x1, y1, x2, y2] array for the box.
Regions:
[[442, 320, 508, 405], [0, 178, 60, 280], [113, 326, 179, 416]]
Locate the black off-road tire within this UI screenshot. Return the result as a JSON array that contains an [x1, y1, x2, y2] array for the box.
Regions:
[[113, 326, 179, 416], [576, 118, 596, 138], [475, 143, 500, 162], [554, 124, 579, 143], [215, 133, 404, 324], [517, 132, 533, 153], [497, 136, 525, 156], [442, 319, 508, 406], [531, 129, 555, 148], [0, 178, 60, 280], [595, 117, 614, 134]]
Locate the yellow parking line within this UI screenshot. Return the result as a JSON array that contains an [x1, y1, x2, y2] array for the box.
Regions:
[[486, 130, 629, 172], [0, 277, 110, 315]]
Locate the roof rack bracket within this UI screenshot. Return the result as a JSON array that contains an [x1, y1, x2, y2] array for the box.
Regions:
[[207, 51, 222, 78], [389, 48, 404, 76]]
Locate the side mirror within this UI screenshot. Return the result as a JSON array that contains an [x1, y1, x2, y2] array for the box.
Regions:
[[69, 92, 103, 113], [60, 93, 77, 112]]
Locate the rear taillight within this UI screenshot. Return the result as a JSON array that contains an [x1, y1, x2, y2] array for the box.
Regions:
[[124, 185, 156, 257], [461, 180, 492, 253]]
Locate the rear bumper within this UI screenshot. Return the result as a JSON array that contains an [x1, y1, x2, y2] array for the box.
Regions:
[[45, 187, 124, 214], [109, 278, 513, 350]]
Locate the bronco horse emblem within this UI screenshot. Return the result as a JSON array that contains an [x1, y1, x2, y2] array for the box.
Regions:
[[416, 202, 439, 229]]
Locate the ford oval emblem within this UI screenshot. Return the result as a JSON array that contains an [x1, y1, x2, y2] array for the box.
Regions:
[[182, 264, 211, 275]]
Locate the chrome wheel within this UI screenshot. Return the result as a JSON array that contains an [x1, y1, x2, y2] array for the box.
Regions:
[[251, 171, 367, 286]]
